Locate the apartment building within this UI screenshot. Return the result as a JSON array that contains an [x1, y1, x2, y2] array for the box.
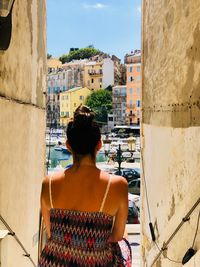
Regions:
[[60, 87, 92, 126], [112, 85, 127, 125], [46, 60, 86, 127], [84, 58, 114, 90], [125, 50, 141, 125]]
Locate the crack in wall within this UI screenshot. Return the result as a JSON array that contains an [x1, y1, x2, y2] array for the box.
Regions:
[[0, 92, 45, 110]]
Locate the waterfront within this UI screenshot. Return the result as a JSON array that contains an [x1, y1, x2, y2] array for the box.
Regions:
[[46, 146, 107, 170]]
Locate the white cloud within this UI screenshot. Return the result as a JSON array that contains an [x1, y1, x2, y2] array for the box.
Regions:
[[83, 3, 107, 9], [137, 6, 141, 14]]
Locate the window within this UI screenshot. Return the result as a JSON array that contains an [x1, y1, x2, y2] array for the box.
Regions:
[[66, 112, 69, 117], [65, 95, 68, 100], [91, 78, 94, 83], [136, 76, 140, 82], [129, 67, 132, 72], [61, 112, 64, 116], [130, 100, 133, 108], [48, 87, 51, 94], [63, 86, 66, 91], [136, 100, 141, 107], [100, 84, 102, 88], [74, 103, 76, 107], [99, 78, 102, 83], [130, 76, 134, 82], [137, 88, 140, 94], [80, 95, 84, 100], [57, 95, 59, 100], [109, 117, 113, 121], [130, 88, 133, 94], [136, 66, 140, 72]]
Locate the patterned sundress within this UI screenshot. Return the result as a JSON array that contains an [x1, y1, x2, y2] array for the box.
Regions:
[[38, 175, 131, 267]]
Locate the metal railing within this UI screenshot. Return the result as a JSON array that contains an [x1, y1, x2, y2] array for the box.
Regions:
[[0, 214, 36, 267]]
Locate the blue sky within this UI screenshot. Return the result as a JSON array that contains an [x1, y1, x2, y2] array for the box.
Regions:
[[47, 0, 141, 61]]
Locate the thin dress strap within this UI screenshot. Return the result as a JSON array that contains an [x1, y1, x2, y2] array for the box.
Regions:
[[99, 175, 112, 212], [49, 174, 54, 209]]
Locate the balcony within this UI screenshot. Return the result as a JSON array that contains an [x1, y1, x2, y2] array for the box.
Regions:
[[127, 112, 136, 117], [88, 70, 103, 76]]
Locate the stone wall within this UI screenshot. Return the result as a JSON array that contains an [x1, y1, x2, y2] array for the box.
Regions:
[[0, 1, 46, 266], [142, 1, 200, 266]]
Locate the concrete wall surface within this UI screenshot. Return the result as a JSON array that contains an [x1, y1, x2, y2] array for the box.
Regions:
[[142, 1, 200, 266], [0, 1, 46, 266]]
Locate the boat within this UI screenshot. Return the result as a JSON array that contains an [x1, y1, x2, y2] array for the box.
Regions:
[[61, 146, 70, 154], [54, 145, 62, 151]]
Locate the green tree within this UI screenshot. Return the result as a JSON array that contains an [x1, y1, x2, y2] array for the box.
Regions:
[[86, 90, 112, 123], [47, 53, 52, 59], [59, 47, 100, 63]]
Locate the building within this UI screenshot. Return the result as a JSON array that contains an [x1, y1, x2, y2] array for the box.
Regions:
[[125, 50, 141, 125], [142, 1, 200, 267], [46, 60, 87, 127], [112, 55, 126, 86], [47, 58, 62, 73], [0, 1, 46, 266], [60, 87, 92, 126], [84, 58, 114, 90], [62, 59, 88, 88], [112, 85, 127, 125]]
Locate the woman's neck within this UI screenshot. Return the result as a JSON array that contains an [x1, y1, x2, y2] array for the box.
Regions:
[[72, 154, 96, 168]]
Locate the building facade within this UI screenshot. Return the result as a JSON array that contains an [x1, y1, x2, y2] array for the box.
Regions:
[[47, 58, 62, 73], [0, 1, 46, 266], [60, 87, 92, 126], [125, 50, 141, 125], [84, 58, 114, 90], [112, 85, 127, 125], [46, 60, 86, 127]]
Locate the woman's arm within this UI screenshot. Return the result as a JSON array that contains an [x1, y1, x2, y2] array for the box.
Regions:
[[109, 178, 128, 242]]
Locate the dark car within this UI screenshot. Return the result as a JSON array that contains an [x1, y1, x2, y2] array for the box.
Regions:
[[114, 168, 140, 182], [128, 179, 140, 195], [127, 201, 140, 224]]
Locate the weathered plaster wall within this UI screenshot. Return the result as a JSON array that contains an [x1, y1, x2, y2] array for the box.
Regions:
[[142, 1, 200, 266], [142, 0, 200, 128], [0, 1, 46, 266]]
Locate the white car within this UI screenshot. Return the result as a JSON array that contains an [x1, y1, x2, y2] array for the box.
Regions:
[[128, 193, 140, 210]]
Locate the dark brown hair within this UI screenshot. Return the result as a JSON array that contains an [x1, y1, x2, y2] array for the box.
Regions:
[[66, 105, 101, 157]]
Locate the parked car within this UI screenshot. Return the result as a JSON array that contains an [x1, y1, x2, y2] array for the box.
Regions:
[[114, 168, 140, 181], [128, 193, 140, 210], [128, 179, 140, 195], [127, 200, 140, 224]]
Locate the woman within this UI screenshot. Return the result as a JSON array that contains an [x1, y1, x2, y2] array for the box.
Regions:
[[38, 105, 129, 266]]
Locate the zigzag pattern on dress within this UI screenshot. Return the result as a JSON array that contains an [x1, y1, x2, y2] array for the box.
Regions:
[[38, 209, 125, 267]]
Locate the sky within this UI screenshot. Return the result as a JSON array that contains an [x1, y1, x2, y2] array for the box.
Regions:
[[47, 0, 141, 61]]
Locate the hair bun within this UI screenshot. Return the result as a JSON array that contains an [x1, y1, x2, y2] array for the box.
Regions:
[[73, 105, 95, 128]]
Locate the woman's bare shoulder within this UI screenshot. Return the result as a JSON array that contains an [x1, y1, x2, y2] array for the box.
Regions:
[[42, 171, 65, 187], [111, 174, 128, 185]]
